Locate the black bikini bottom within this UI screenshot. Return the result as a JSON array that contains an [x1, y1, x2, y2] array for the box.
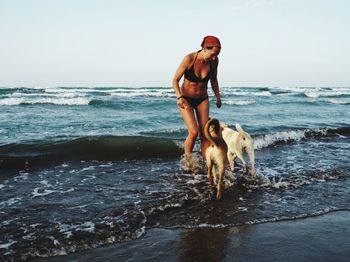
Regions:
[[183, 95, 209, 109]]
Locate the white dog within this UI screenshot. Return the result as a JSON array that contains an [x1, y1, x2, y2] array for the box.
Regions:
[[221, 123, 256, 176]]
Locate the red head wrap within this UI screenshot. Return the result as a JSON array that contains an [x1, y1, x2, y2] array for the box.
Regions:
[[201, 35, 221, 49]]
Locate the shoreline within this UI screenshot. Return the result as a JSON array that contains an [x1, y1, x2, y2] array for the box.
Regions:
[[35, 210, 350, 262]]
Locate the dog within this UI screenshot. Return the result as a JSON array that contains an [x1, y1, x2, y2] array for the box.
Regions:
[[204, 118, 228, 200], [221, 123, 256, 177]]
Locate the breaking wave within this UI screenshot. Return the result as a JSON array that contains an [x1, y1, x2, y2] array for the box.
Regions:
[[253, 126, 350, 150], [1, 126, 349, 172], [0, 97, 91, 106], [0, 136, 183, 171]]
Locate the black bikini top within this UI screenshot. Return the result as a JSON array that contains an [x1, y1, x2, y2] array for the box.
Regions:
[[184, 50, 211, 83]]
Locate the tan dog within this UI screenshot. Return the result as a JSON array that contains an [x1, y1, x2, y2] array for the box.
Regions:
[[204, 118, 228, 200], [221, 123, 256, 176]]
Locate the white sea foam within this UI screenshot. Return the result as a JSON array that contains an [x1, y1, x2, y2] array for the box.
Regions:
[[269, 87, 350, 97], [81, 166, 96, 172], [32, 188, 57, 197], [253, 91, 272, 96], [48, 87, 140, 93], [58, 221, 96, 238], [110, 91, 173, 98], [40, 179, 52, 187], [32, 187, 74, 197], [226, 91, 272, 97], [180, 153, 204, 174], [254, 130, 308, 150], [224, 100, 255, 106], [240, 168, 348, 190], [0, 197, 22, 207], [34, 97, 91, 105], [0, 97, 91, 106], [304, 91, 319, 98], [0, 240, 17, 249], [328, 99, 350, 105], [0, 97, 25, 105], [305, 89, 350, 98], [11, 91, 81, 98], [47, 87, 174, 97], [186, 179, 203, 185], [13, 172, 29, 181]]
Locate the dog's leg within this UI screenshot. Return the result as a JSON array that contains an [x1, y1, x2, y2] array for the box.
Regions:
[[236, 150, 248, 175], [216, 165, 225, 200], [248, 149, 256, 177], [207, 160, 214, 188], [227, 151, 235, 171], [211, 164, 218, 185], [227, 151, 236, 171]]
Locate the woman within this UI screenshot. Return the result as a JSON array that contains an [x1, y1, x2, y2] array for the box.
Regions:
[[172, 35, 222, 160]]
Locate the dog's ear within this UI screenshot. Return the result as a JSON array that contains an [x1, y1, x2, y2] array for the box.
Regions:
[[220, 122, 228, 128], [211, 119, 221, 134]]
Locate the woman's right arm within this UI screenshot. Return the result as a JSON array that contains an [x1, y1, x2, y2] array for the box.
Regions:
[[172, 55, 190, 109]]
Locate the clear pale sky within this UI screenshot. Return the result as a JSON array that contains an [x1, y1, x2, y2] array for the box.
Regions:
[[1, 0, 349, 87]]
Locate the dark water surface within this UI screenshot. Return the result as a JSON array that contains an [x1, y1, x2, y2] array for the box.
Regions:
[[1, 87, 349, 260]]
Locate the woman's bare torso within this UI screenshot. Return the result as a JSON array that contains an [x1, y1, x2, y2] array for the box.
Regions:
[[181, 81, 208, 98], [180, 52, 210, 98]]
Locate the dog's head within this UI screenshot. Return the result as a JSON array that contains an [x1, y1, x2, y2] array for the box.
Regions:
[[208, 118, 221, 138]]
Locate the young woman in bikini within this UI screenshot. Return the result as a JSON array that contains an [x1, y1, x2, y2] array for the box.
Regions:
[[172, 35, 222, 159]]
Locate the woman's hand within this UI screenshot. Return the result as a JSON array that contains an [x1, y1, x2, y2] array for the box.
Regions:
[[177, 97, 187, 109], [216, 98, 222, 108]]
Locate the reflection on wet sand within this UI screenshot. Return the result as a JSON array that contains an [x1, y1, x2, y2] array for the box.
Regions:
[[178, 225, 254, 261]]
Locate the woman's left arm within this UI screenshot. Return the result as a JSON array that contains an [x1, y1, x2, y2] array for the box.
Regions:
[[210, 58, 221, 108]]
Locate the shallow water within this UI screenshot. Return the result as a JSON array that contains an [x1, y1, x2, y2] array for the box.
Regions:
[[33, 211, 350, 262], [0, 86, 349, 260]]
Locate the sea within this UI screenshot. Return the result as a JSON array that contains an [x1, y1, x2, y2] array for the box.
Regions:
[[0, 86, 349, 261]]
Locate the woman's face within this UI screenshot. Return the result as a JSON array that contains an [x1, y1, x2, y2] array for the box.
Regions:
[[204, 46, 221, 61]]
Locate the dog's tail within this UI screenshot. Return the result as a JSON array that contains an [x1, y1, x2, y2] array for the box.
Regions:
[[204, 118, 220, 146], [235, 123, 252, 141]]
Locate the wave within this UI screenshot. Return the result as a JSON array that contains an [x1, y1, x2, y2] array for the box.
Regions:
[[327, 99, 350, 105], [222, 90, 272, 97], [254, 126, 350, 149], [0, 87, 176, 104], [237, 168, 350, 190], [1, 126, 348, 171], [2, 86, 349, 96], [163, 208, 350, 231], [304, 89, 350, 98], [0, 97, 91, 106], [304, 90, 320, 98], [1, 206, 147, 261], [110, 92, 173, 98], [0, 136, 183, 170], [257, 87, 350, 98], [223, 100, 256, 106]]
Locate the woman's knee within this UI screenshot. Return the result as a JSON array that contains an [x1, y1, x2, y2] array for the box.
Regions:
[[188, 126, 199, 139]]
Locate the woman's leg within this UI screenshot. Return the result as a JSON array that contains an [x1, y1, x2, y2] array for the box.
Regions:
[[178, 103, 199, 158], [195, 98, 210, 158]]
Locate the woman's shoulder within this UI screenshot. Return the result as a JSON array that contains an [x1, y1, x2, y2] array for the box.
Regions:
[[183, 51, 198, 63]]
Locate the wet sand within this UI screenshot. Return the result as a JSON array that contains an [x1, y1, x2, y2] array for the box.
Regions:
[[35, 211, 350, 262]]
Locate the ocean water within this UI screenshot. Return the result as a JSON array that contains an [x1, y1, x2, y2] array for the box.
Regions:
[[0, 86, 349, 261]]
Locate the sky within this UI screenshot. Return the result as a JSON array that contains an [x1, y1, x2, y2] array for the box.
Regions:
[[1, 0, 349, 87]]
